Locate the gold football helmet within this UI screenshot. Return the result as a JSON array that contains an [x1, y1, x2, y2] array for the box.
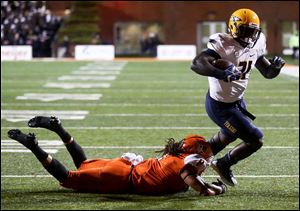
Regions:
[[228, 8, 261, 48]]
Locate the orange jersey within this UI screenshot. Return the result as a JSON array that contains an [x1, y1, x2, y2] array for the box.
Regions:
[[60, 153, 193, 195], [60, 134, 211, 194], [132, 154, 190, 195]]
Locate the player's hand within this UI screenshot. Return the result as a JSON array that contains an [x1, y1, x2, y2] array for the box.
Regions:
[[223, 64, 242, 82], [212, 179, 227, 194], [270, 56, 285, 70]]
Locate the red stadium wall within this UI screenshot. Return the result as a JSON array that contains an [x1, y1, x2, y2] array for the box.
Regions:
[[47, 1, 299, 54]]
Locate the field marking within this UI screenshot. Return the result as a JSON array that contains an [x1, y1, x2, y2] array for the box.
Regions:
[[1, 149, 58, 153], [1, 110, 88, 114], [1, 103, 298, 107], [1, 110, 89, 122], [111, 80, 299, 84], [1, 126, 299, 130], [3, 89, 299, 94], [69, 146, 300, 149], [3, 146, 298, 149], [203, 175, 299, 178], [1, 141, 298, 149], [16, 93, 102, 102], [44, 83, 111, 89], [72, 70, 120, 75], [92, 113, 298, 117], [1, 140, 63, 153], [1, 140, 63, 145], [58, 75, 117, 81], [79, 67, 126, 71], [1, 174, 298, 178]]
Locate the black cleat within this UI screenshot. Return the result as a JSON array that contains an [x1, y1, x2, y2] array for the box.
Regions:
[[28, 116, 61, 131], [211, 160, 237, 186], [7, 129, 38, 149]]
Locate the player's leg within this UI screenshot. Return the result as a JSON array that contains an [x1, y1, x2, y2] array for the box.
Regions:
[[205, 94, 264, 186], [228, 131, 263, 163], [7, 129, 69, 183], [209, 131, 236, 155], [210, 108, 264, 186], [205, 93, 237, 155], [28, 116, 87, 168], [61, 158, 132, 193]]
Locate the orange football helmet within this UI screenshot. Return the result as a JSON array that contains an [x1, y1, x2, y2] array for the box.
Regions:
[[181, 134, 213, 161], [228, 8, 261, 48]]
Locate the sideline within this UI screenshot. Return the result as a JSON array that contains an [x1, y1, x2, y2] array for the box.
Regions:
[[280, 65, 299, 78]]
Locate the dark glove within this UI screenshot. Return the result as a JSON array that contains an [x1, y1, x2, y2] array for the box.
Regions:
[[269, 56, 285, 70], [223, 64, 242, 82], [212, 179, 227, 194]]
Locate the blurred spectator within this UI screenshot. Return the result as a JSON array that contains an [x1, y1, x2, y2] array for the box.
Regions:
[[57, 35, 71, 58], [289, 31, 299, 59], [62, 35, 71, 57], [91, 33, 101, 44], [1, 1, 62, 57], [140, 32, 163, 57]]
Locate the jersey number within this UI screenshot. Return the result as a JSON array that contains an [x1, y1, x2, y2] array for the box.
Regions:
[[238, 61, 252, 79]]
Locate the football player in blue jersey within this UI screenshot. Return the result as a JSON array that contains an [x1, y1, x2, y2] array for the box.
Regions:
[[190, 8, 285, 186]]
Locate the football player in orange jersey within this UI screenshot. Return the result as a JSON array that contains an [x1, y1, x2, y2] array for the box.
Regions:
[[190, 8, 285, 186], [8, 116, 227, 196]]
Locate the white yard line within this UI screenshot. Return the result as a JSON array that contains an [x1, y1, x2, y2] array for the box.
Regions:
[[92, 113, 298, 117], [1, 126, 298, 130], [203, 175, 299, 178], [1, 174, 298, 178], [1, 140, 298, 150], [1, 103, 299, 107], [2, 89, 298, 93]]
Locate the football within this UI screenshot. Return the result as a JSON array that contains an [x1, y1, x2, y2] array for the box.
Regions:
[[212, 59, 233, 70]]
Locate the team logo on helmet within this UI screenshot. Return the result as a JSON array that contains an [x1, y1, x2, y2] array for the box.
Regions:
[[232, 16, 241, 23]]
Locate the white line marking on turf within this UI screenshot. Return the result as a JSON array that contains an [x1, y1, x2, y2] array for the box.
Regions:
[[92, 113, 298, 117], [1, 140, 298, 149], [1, 110, 88, 115], [1, 126, 299, 130], [3, 89, 299, 94], [2, 103, 298, 107], [72, 70, 120, 75], [203, 175, 299, 178], [79, 67, 124, 71], [1, 175, 298, 178], [58, 75, 116, 81], [74, 146, 300, 149], [16, 93, 102, 102], [44, 83, 111, 89], [1, 149, 58, 153], [1, 140, 63, 146], [1, 140, 63, 153], [1, 110, 88, 122]]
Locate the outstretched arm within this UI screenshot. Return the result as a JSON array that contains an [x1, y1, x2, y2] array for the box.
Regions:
[[180, 164, 227, 196], [255, 55, 285, 79]]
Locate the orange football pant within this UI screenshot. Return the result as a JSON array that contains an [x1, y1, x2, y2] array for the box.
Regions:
[[60, 157, 132, 193]]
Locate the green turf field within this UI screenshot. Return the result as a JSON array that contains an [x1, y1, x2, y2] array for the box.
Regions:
[[1, 60, 299, 210]]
